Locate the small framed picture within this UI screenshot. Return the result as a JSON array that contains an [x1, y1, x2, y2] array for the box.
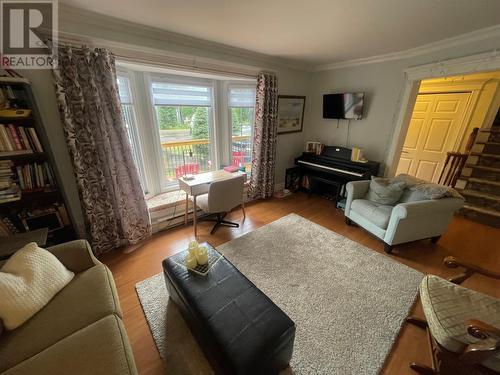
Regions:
[[277, 95, 306, 134], [305, 141, 323, 155]]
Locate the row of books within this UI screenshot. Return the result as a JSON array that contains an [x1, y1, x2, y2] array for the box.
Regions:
[[0, 203, 70, 236], [16, 162, 56, 192], [0, 124, 43, 154], [0, 160, 20, 203]]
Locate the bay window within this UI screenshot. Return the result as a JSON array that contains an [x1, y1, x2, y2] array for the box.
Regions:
[[117, 74, 147, 192], [116, 66, 256, 197], [228, 86, 255, 172], [150, 78, 215, 189]]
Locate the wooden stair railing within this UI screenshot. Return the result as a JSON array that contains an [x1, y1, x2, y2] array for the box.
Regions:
[[438, 127, 479, 187]]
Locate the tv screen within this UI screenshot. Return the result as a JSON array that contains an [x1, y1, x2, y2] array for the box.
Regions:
[[323, 93, 364, 119]]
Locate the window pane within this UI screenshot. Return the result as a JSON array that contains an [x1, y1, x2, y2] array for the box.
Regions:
[[117, 75, 147, 192], [231, 107, 253, 170], [228, 87, 255, 107], [117, 76, 132, 104], [156, 106, 212, 185], [151, 82, 212, 106]]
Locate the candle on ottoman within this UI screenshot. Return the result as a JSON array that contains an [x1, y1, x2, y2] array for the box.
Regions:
[[196, 246, 208, 266], [186, 254, 198, 269], [188, 241, 199, 258]]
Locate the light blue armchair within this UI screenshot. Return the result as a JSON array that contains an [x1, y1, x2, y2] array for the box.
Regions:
[[344, 180, 464, 253]]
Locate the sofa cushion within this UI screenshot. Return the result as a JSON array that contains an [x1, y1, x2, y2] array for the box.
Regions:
[[390, 174, 463, 199], [420, 275, 500, 372], [0, 264, 122, 372], [350, 199, 394, 229], [2, 315, 137, 375], [365, 177, 405, 205], [399, 189, 427, 203], [0, 242, 74, 330]]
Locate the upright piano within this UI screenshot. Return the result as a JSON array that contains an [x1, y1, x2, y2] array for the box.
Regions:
[[293, 146, 380, 201]]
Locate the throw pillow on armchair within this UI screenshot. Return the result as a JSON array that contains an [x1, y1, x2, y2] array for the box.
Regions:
[[365, 176, 406, 205]]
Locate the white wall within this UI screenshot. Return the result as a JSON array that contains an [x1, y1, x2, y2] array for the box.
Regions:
[[305, 35, 500, 175]]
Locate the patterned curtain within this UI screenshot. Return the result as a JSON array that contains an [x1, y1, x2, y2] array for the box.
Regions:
[[249, 73, 279, 199], [53, 46, 151, 255]]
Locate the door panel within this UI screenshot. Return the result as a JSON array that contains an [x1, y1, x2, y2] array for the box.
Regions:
[[415, 160, 439, 182], [396, 158, 412, 175], [403, 118, 424, 149], [395, 92, 471, 183], [435, 100, 459, 112], [413, 100, 430, 112], [424, 119, 453, 152]]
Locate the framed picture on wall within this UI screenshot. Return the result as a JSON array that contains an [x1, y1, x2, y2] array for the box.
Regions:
[[277, 95, 306, 134]]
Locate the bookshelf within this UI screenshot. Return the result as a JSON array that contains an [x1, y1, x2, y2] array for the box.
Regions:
[[0, 77, 75, 246]]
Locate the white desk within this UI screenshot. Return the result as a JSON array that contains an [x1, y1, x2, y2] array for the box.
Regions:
[[178, 170, 246, 236]]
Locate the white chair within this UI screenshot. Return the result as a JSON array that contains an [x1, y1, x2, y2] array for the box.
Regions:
[[191, 174, 246, 234], [345, 180, 464, 253]]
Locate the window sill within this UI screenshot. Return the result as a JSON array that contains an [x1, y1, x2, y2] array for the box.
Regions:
[[147, 190, 186, 212]]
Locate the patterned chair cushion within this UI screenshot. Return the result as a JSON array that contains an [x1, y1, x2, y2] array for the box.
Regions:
[[420, 275, 500, 371]]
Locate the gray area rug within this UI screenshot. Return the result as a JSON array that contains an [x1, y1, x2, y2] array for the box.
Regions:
[[136, 213, 423, 374]]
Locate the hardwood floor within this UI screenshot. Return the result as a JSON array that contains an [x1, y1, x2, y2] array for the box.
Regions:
[[101, 192, 500, 375]]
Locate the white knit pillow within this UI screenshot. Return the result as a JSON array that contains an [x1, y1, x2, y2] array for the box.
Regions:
[[0, 242, 74, 330]]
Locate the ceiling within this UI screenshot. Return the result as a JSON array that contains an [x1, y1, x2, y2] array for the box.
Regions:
[[61, 0, 500, 67]]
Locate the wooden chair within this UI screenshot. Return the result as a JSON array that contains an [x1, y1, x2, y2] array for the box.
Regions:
[[438, 128, 479, 187], [407, 257, 500, 374]]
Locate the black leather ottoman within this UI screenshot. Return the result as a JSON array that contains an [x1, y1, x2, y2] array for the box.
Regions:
[[162, 246, 295, 375]]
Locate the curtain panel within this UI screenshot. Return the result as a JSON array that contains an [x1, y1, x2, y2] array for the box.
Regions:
[[53, 46, 151, 255], [249, 72, 279, 199]]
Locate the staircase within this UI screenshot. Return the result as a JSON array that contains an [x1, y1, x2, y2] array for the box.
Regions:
[[457, 108, 500, 227]]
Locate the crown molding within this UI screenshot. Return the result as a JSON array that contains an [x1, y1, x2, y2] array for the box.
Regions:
[[404, 50, 500, 81], [313, 24, 500, 72], [58, 4, 310, 72]]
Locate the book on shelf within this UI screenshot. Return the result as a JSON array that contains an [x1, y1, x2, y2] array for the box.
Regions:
[[0, 202, 69, 236], [0, 160, 19, 202], [0, 124, 42, 154], [0, 184, 20, 203], [56, 203, 70, 226], [7, 124, 22, 150], [16, 161, 55, 192]]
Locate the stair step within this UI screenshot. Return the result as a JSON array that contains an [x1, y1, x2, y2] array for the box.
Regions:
[[476, 141, 500, 146], [459, 204, 500, 228], [462, 177, 500, 187], [461, 204, 500, 218], [470, 152, 500, 159], [465, 164, 500, 172], [480, 128, 500, 133], [460, 189, 500, 201]]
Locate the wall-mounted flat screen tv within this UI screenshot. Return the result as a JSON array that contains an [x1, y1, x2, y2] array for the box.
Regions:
[[323, 92, 364, 119]]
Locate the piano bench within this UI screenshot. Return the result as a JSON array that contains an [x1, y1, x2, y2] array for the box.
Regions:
[[308, 176, 342, 202]]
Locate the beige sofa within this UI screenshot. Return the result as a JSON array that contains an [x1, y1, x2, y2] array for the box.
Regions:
[[0, 240, 138, 375]]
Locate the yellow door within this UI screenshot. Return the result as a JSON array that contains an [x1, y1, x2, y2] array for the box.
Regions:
[[395, 92, 471, 182]]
